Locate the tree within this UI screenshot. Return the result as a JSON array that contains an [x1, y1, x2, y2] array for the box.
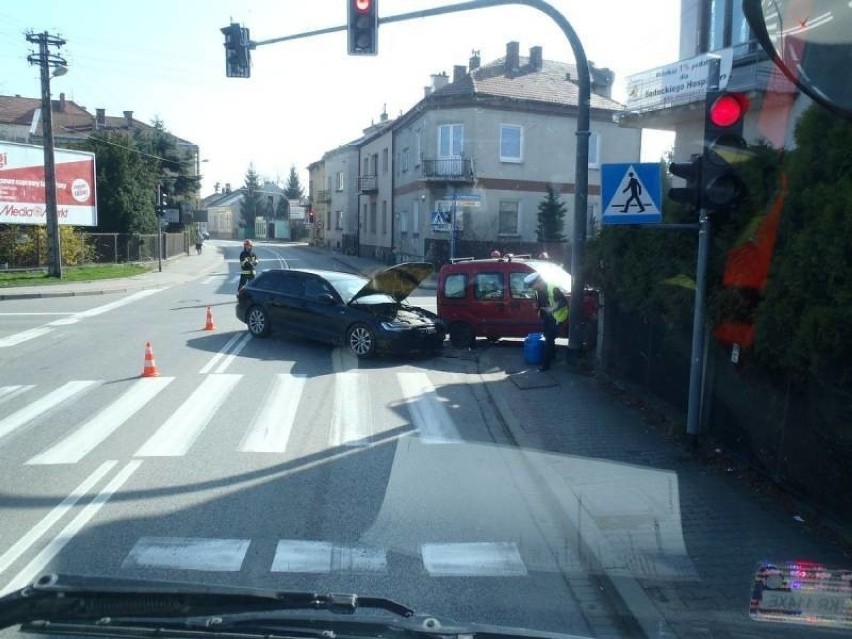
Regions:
[[240, 164, 264, 230], [536, 185, 567, 244], [284, 165, 304, 200], [275, 197, 289, 220], [81, 132, 159, 233], [133, 118, 200, 208]]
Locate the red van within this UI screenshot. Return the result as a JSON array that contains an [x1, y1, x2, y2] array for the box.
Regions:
[[437, 256, 598, 348]]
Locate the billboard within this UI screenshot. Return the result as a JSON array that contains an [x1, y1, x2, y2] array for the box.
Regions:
[[0, 141, 97, 226]]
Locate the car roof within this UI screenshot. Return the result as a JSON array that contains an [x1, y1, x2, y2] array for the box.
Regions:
[[257, 268, 366, 280], [440, 258, 546, 272]]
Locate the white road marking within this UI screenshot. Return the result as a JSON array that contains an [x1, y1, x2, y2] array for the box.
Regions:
[[271, 540, 386, 574], [135, 374, 241, 457], [48, 289, 164, 326], [28, 377, 175, 465], [0, 380, 100, 444], [0, 290, 164, 346], [214, 332, 251, 373], [122, 537, 250, 572], [0, 461, 116, 578], [421, 542, 528, 577], [397, 372, 462, 443], [0, 327, 53, 348], [0, 385, 35, 407], [329, 371, 373, 447], [199, 332, 242, 374], [239, 374, 306, 453], [0, 460, 142, 597]]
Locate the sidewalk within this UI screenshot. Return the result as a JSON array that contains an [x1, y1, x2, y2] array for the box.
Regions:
[[0, 244, 225, 300], [476, 342, 852, 638]]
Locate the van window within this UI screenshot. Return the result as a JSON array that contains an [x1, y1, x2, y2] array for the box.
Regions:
[[510, 272, 537, 299], [474, 272, 504, 300], [443, 273, 467, 299]]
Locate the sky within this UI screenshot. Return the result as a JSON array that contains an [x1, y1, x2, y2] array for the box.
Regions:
[[0, 0, 680, 196]]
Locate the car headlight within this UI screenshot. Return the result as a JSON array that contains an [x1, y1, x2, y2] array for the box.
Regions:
[[380, 321, 410, 332]]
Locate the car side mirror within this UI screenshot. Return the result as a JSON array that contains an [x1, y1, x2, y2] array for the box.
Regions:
[[317, 293, 337, 305]]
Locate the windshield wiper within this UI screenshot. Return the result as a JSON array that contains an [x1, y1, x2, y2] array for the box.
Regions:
[[2, 574, 591, 639], [0, 573, 413, 630]]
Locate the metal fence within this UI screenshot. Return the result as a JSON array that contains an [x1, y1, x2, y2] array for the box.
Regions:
[[0, 228, 190, 270]]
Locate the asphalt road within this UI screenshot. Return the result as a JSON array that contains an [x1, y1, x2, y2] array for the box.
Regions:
[[0, 243, 626, 639]]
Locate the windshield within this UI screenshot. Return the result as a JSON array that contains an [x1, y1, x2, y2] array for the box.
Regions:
[[1, 2, 851, 639]]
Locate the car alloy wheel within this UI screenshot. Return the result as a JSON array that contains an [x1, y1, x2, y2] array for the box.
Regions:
[[247, 305, 270, 337], [347, 324, 376, 358]]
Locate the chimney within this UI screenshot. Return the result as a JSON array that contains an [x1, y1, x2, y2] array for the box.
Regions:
[[95, 108, 105, 128], [225, 182, 231, 194], [123, 110, 133, 127], [453, 64, 466, 83], [431, 72, 449, 91], [469, 50, 481, 71], [505, 41, 520, 73], [530, 46, 543, 70], [380, 103, 388, 122], [59, 92, 66, 112], [424, 86, 432, 98]]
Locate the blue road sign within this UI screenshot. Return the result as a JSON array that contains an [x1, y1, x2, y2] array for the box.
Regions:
[[601, 163, 662, 225]]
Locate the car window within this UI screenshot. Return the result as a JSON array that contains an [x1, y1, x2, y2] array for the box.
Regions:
[[473, 272, 504, 300], [256, 272, 304, 296], [443, 273, 467, 299], [305, 277, 336, 299], [510, 272, 537, 299]]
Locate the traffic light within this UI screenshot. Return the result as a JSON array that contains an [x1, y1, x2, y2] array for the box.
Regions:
[[668, 155, 702, 209], [221, 23, 251, 78], [702, 91, 749, 210], [348, 0, 378, 55]]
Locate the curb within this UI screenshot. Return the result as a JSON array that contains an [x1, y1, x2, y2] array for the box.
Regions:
[[477, 350, 676, 639]]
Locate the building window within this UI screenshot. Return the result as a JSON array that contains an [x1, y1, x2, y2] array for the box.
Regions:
[[498, 200, 519, 235], [363, 158, 369, 175], [402, 148, 410, 173], [438, 124, 463, 157], [362, 203, 367, 230], [381, 200, 388, 235], [336, 171, 344, 191], [588, 131, 601, 168], [412, 200, 421, 235], [382, 148, 388, 174], [400, 208, 408, 233], [371, 153, 378, 175], [370, 202, 377, 234], [415, 130, 422, 166], [335, 210, 343, 231], [500, 124, 523, 162], [701, 0, 754, 55]]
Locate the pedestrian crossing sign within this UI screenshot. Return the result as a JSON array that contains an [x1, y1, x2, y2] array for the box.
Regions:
[[601, 163, 662, 225]]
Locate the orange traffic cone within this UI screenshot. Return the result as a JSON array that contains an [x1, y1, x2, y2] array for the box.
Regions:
[[204, 306, 216, 331], [141, 341, 160, 377]]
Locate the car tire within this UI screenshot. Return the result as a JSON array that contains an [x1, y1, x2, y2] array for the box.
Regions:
[[247, 305, 271, 338], [449, 322, 474, 348], [347, 323, 376, 358]]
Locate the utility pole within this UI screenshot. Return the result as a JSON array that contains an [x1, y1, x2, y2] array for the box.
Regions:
[[27, 31, 67, 278]]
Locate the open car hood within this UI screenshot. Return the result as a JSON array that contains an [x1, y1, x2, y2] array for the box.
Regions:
[[349, 262, 434, 304]]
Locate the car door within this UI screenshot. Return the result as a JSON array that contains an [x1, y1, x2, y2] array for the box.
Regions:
[[507, 270, 543, 336], [294, 274, 347, 344], [262, 271, 307, 335], [471, 271, 507, 337]]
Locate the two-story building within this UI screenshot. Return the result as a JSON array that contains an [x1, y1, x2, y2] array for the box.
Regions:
[[356, 111, 395, 263], [391, 42, 640, 264]]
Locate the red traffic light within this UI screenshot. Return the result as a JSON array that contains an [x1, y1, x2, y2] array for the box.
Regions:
[[354, 0, 372, 12], [709, 93, 749, 128]]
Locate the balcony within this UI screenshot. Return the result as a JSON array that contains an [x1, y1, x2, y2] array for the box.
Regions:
[[316, 189, 332, 203], [358, 175, 378, 193], [421, 157, 475, 183]]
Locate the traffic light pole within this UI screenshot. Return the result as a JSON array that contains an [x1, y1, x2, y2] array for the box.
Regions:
[[685, 208, 711, 447]]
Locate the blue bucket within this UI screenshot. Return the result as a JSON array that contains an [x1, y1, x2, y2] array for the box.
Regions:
[[523, 332, 545, 365]]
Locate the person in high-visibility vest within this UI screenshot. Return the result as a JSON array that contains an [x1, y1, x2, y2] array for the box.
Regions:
[[524, 271, 568, 371], [237, 239, 258, 296]]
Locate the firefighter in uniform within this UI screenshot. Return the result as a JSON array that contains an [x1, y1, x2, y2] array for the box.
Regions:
[[237, 239, 258, 295], [524, 271, 569, 371]]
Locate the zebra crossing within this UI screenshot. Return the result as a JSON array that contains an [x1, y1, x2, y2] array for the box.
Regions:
[[0, 368, 469, 466]]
